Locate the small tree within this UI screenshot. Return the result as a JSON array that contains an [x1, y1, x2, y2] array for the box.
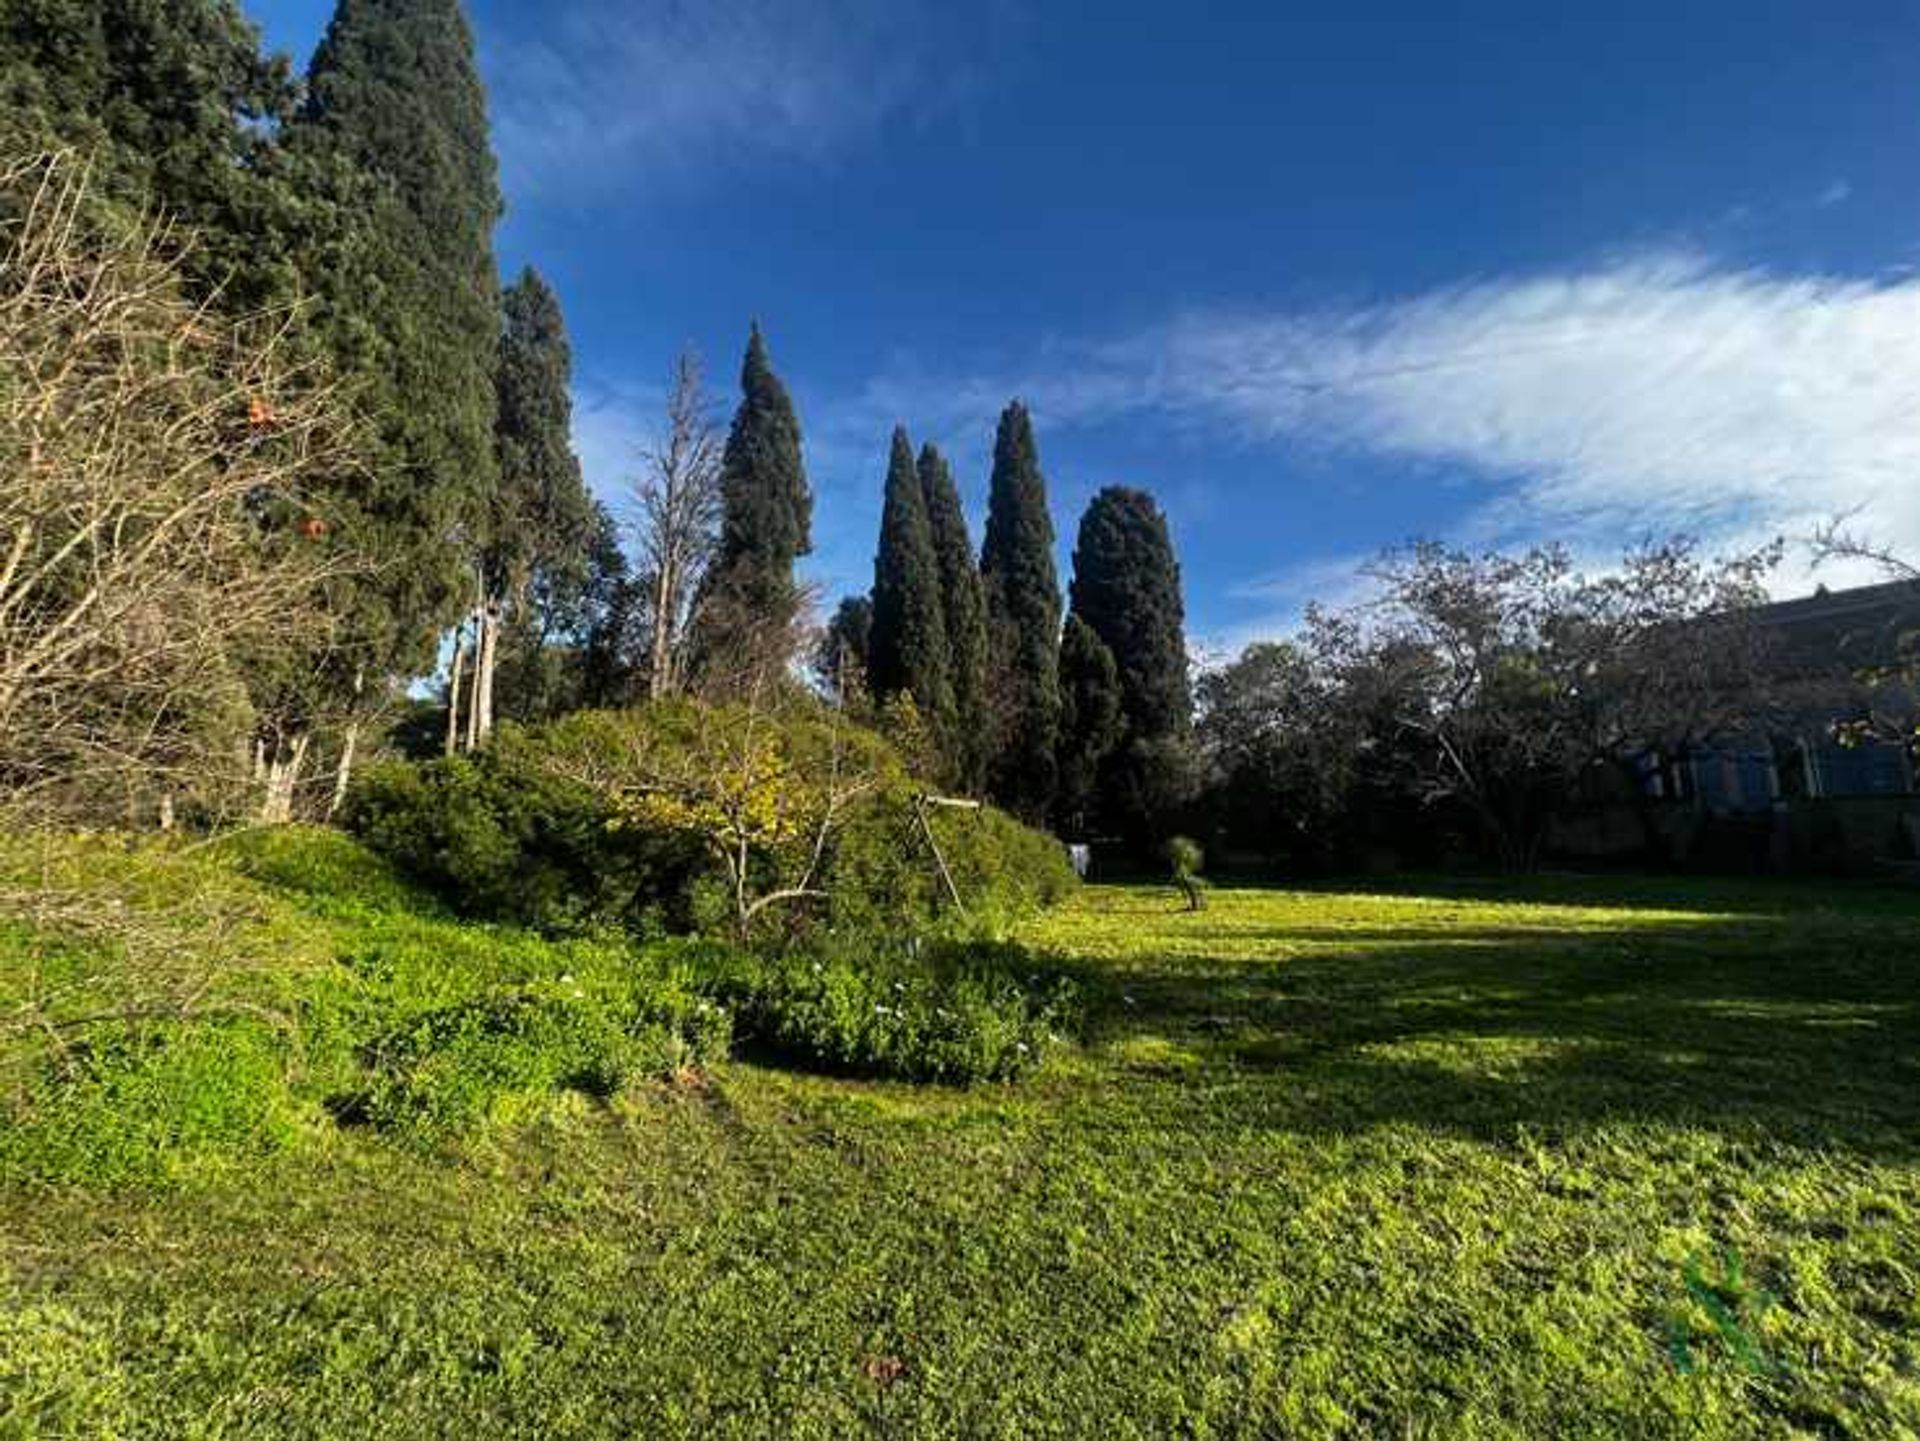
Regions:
[[550, 694, 889, 938], [1166, 835, 1207, 911]]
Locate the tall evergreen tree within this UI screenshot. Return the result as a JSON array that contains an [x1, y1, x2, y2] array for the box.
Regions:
[[979, 402, 1063, 821], [692, 323, 813, 689], [869, 428, 954, 745], [291, 0, 504, 679], [1066, 486, 1196, 840], [1056, 615, 1125, 837], [919, 442, 990, 791], [0, 0, 299, 313], [475, 267, 595, 738]]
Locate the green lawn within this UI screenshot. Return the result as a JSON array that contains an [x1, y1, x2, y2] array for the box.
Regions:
[[5, 876, 1919, 1437]]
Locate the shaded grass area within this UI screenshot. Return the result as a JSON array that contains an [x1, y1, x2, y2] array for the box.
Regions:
[[4, 873, 1920, 1436]]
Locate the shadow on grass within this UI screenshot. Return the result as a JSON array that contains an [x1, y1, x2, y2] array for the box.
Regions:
[[1041, 881, 1920, 1153]]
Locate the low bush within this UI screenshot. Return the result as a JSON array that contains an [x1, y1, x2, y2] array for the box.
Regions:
[[346, 703, 1076, 941], [707, 939, 1080, 1085]]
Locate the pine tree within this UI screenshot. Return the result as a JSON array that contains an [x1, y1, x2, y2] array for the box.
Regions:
[[478, 267, 595, 738], [979, 402, 1063, 822], [869, 428, 954, 746], [1066, 486, 1196, 841], [919, 443, 990, 791], [691, 323, 813, 690], [1056, 614, 1124, 837], [292, 0, 504, 679]]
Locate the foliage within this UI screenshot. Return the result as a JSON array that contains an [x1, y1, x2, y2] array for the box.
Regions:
[[0, 0, 299, 317], [1056, 614, 1125, 837], [290, 0, 504, 677], [1304, 539, 1783, 868], [704, 939, 1078, 1084], [344, 730, 677, 935], [868, 427, 954, 756], [1194, 640, 1362, 872], [1067, 485, 1196, 843], [813, 595, 874, 705], [979, 401, 1064, 822], [1165, 834, 1207, 910], [481, 267, 598, 730], [349, 703, 1074, 941], [0, 152, 362, 826], [691, 324, 813, 692], [919, 442, 991, 790]]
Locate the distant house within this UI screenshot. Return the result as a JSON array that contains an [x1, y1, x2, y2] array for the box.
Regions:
[[1554, 578, 1920, 872]]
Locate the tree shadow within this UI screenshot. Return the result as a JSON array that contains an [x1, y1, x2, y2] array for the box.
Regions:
[[1040, 883, 1920, 1154]]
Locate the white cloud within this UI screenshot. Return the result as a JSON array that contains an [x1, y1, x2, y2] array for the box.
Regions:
[[1817, 179, 1853, 208], [1155, 254, 1920, 575], [852, 250, 1920, 630], [481, 0, 1005, 204]]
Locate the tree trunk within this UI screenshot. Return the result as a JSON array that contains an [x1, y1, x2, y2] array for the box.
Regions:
[[328, 666, 367, 818], [649, 559, 676, 700], [260, 733, 310, 825], [474, 599, 500, 745], [445, 624, 469, 756]]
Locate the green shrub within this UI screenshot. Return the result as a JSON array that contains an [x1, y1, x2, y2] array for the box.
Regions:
[[344, 723, 702, 935], [207, 824, 425, 913], [347, 704, 1075, 942], [709, 939, 1079, 1085]]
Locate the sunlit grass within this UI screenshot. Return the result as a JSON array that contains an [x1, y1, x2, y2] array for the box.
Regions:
[[3, 867, 1918, 1436]]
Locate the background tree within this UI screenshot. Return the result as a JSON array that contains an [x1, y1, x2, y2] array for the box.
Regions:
[[691, 324, 812, 692], [979, 402, 1063, 822], [631, 347, 724, 700], [920, 442, 990, 791], [460, 266, 597, 745], [1194, 641, 1358, 873], [869, 428, 955, 757], [1055, 615, 1124, 837], [814, 596, 874, 708], [1066, 486, 1195, 843], [1305, 539, 1782, 869]]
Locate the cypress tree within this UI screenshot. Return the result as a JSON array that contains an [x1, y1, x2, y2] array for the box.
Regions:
[[1056, 614, 1125, 837], [869, 428, 954, 742], [692, 323, 813, 688], [292, 0, 504, 676], [1066, 486, 1196, 840], [919, 442, 990, 791], [979, 401, 1064, 822], [0, 0, 299, 313], [485, 267, 597, 727]]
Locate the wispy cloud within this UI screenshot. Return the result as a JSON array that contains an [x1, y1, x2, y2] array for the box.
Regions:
[[481, 0, 1007, 204], [850, 250, 1920, 633], [1817, 179, 1853, 208]]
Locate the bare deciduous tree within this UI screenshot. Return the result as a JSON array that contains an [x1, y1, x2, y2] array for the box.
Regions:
[[0, 151, 360, 827], [630, 348, 724, 700]]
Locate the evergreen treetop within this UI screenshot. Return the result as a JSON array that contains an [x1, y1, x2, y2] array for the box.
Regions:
[[919, 442, 990, 789], [869, 427, 954, 738], [979, 401, 1063, 820]]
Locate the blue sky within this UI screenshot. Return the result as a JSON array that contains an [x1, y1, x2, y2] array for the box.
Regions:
[[250, 0, 1920, 652]]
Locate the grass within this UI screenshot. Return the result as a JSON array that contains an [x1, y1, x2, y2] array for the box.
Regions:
[[3, 854, 1918, 1436]]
